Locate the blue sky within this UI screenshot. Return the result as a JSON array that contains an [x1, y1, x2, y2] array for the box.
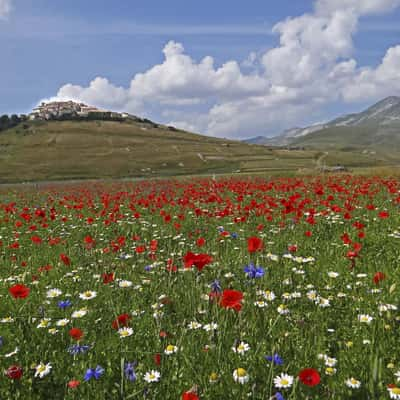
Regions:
[[1, 0, 400, 138]]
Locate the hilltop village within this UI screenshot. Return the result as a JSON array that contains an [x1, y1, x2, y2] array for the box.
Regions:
[[29, 101, 135, 121]]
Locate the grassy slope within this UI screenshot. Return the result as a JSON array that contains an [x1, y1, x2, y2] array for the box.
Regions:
[[0, 120, 322, 183], [0, 119, 398, 183]]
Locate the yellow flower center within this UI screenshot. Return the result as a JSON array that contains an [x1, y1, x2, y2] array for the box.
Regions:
[[37, 365, 46, 373], [236, 368, 247, 377], [281, 379, 289, 385], [392, 388, 400, 394], [166, 345, 175, 352], [210, 372, 218, 381], [325, 367, 335, 375]]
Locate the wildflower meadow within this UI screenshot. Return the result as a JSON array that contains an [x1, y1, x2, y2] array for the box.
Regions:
[[1, 175, 400, 399]]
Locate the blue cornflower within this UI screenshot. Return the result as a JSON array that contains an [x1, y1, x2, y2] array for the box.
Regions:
[[84, 365, 104, 381], [210, 279, 222, 294], [244, 262, 265, 279], [124, 361, 137, 382], [58, 300, 72, 309], [231, 232, 238, 239], [67, 344, 90, 355], [217, 226, 225, 233], [265, 353, 283, 365], [144, 265, 152, 272], [275, 392, 285, 400]]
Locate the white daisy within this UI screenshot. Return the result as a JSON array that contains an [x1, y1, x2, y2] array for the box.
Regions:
[[203, 322, 218, 331], [56, 318, 70, 326], [71, 309, 88, 318], [187, 321, 202, 330], [118, 280, 133, 288], [164, 344, 178, 355], [394, 370, 400, 381], [307, 290, 318, 301], [34, 362, 52, 378], [118, 327, 133, 338], [274, 373, 294, 389], [0, 317, 14, 323], [46, 288, 62, 298], [388, 386, 400, 399], [325, 357, 337, 367], [345, 377, 361, 388], [36, 318, 51, 328], [233, 368, 249, 384], [277, 304, 290, 315], [232, 341, 250, 355], [261, 290, 276, 301], [358, 314, 373, 324], [144, 370, 160, 383], [79, 291, 97, 300]]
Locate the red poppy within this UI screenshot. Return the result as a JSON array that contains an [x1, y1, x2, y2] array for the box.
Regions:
[[112, 313, 131, 330], [30, 235, 42, 245], [182, 391, 199, 400], [135, 245, 146, 254], [298, 368, 320, 387], [183, 252, 213, 272], [247, 236, 263, 253], [220, 289, 243, 312], [5, 365, 23, 380], [378, 211, 389, 219], [69, 328, 84, 341], [67, 380, 81, 388], [60, 253, 71, 266], [159, 330, 168, 339], [150, 239, 158, 251], [154, 353, 161, 366], [84, 235, 95, 249], [102, 272, 115, 284], [9, 284, 30, 299], [373, 271, 386, 285], [196, 237, 205, 247]]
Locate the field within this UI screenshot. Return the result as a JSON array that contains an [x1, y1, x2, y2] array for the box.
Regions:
[[1, 175, 400, 399]]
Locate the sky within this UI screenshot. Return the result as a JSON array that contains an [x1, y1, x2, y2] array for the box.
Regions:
[[1, 0, 400, 139]]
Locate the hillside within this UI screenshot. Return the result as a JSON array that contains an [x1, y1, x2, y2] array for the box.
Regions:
[[245, 96, 400, 151], [0, 119, 327, 182]]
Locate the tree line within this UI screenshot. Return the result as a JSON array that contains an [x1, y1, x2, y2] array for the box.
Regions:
[[0, 114, 27, 132]]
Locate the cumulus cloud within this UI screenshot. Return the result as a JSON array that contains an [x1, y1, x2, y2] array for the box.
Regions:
[[342, 45, 400, 101], [0, 0, 11, 19], [50, 0, 400, 138]]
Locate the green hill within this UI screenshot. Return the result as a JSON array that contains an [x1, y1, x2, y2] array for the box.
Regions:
[[0, 119, 325, 182]]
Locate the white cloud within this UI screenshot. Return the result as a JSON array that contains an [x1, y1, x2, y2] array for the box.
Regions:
[[315, 0, 400, 16], [0, 0, 11, 19], [342, 45, 400, 102], [50, 0, 400, 138]]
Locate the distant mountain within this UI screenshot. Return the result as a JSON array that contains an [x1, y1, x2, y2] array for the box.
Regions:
[[246, 96, 400, 148], [243, 136, 269, 145], [244, 128, 304, 146]]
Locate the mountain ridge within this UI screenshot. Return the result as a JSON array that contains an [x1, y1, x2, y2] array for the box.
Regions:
[[244, 96, 400, 147]]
